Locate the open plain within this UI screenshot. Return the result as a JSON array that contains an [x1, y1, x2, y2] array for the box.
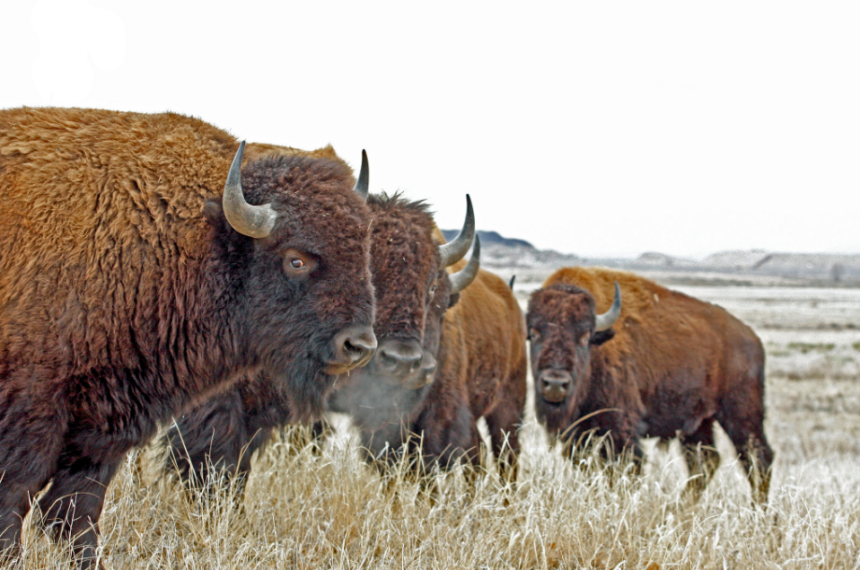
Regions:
[[7, 272, 860, 569]]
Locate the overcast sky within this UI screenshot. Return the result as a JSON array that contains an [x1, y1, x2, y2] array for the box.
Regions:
[[3, 1, 858, 258]]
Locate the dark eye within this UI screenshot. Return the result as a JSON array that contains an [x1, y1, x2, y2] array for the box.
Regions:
[[529, 328, 541, 342], [283, 248, 316, 279], [429, 284, 438, 296]]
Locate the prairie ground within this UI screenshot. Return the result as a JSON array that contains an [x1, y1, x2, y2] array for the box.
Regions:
[[6, 281, 860, 569]]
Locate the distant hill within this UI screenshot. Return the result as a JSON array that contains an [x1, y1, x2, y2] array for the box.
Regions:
[[441, 230, 860, 285], [440, 229, 534, 249]]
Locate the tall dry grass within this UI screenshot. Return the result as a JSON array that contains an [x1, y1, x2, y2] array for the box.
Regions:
[[6, 381, 860, 570]]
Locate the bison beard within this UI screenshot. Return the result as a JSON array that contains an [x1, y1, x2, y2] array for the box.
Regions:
[[0, 107, 375, 566]]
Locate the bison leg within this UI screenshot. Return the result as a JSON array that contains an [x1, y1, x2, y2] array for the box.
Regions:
[[38, 455, 118, 569], [412, 400, 482, 486], [717, 405, 774, 505], [607, 434, 645, 477], [164, 391, 267, 505], [725, 427, 774, 505], [284, 419, 331, 457], [0, 392, 66, 559], [484, 405, 522, 483], [680, 417, 720, 501], [0, 480, 50, 562]]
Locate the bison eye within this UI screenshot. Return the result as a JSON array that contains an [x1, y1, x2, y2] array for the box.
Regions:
[[283, 248, 316, 280], [429, 284, 438, 297], [529, 328, 541, 342], [579, 333, 590, 346]]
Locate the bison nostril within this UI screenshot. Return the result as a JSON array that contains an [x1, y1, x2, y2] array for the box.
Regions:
[[329, 326, 377, 371], [345, 337, 376, 361], [374, 340, 424, 377], [538, 370, 573, 403], [379, 350, 398, 368]]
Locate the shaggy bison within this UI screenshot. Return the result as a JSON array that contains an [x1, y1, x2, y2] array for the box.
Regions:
[[329, 243, 528, 480], [0, 107, 377, 564], [526, 267, 773, 503], [164, 183, 483, 494]]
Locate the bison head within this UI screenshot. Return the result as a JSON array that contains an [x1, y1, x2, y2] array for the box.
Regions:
[[205, 143, 377, 417], [327, 193, 480, 442], [526, 282, 621, 418]]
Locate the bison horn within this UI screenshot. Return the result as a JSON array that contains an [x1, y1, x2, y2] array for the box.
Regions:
[[223, 141, 278, 239], [594, 281, 622, 332], [449, 235, 480, 294], [353, 149, 369, 200], [439, 194, 475, 267]]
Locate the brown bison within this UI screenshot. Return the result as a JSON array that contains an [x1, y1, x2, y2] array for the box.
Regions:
[[163, 183, 483, 494], [526, 267, 773, 503], [329, 246, 528, 480], [0, 107, 377, 564]]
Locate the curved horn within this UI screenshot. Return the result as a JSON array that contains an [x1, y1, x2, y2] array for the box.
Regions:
[[223, 141, 278, 239], [439, 194, 475, 268], [353, 149, 369, 200], [449, 235, 481, 294], [595, 281, 622, 332]]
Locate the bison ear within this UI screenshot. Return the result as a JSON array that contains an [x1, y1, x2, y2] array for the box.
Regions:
[[447, 291, 461, 309], [591, 328, 615, 346]]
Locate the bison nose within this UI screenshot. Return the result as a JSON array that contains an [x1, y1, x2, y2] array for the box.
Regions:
[[539, 369, 572, 403], [376, 339, 424, 378], [328, 325, 377, 373]]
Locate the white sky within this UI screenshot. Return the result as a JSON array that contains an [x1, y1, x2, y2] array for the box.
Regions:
[[2, 1, 858, 258]]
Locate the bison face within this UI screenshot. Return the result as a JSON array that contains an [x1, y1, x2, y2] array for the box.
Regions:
[[326, 194, 479, 438], [206, 146, 377, 418], [527, 284, 620, 416]]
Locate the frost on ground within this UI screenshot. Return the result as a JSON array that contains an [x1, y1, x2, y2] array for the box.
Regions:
[[7, 277, 860, 569]]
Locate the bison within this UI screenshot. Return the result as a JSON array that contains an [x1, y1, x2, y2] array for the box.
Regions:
[[163, 180, 483, 495], [526, 267, 773, 503], [0, 107, 377, 564], [328, 242, 528, 481]]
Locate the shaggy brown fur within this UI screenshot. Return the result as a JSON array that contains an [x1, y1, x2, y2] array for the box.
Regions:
[[334, 220, 527, 479], [165, 193, 445, 492], [527, 267, 773, 503], [0, 107, 375, 564], [408, 264, 528, 478], [166, 197, 527, 490]]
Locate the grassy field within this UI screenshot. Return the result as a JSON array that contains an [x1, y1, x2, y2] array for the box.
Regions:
[[7, 283, 860, 569]]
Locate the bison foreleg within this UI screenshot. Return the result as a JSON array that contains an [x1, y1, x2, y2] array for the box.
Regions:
[[484, 406, 522, 484], [38, 456, 118, 569], [0, 480, 48, 563], [0, 388, 66, 561], [680, 417, 720, 501], [284, 420, 331, 457]]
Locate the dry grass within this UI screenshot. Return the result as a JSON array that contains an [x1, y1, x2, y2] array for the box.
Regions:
[[6, 284, 860, 569], [7, 400, 860, 570]]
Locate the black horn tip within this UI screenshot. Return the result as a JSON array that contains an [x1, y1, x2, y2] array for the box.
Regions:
[[354, 149, 369, 199]]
